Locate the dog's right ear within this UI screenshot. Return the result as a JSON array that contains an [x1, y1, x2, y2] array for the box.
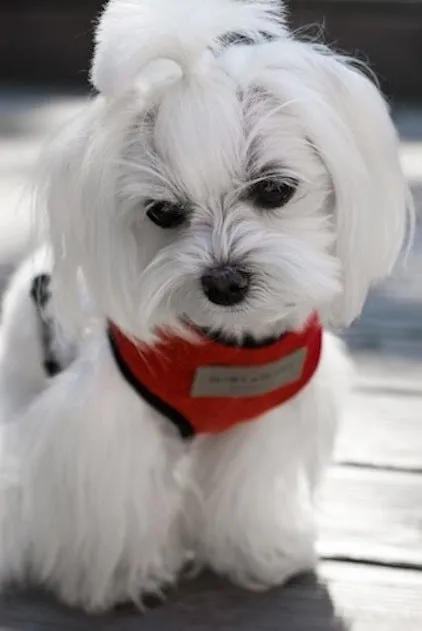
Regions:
[[293, 45, 414, 327]]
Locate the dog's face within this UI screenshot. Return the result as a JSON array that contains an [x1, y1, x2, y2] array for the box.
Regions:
[[43, 4, 410, 342], [117, 72, 338, 341]]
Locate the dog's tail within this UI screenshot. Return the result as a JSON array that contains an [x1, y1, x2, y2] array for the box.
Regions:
[[91, 0, 286, 99]]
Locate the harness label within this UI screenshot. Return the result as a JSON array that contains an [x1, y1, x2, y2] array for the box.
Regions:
[[191, 348, 306, 397]]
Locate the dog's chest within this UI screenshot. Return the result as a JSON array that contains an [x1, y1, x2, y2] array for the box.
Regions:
[[108, 315, 322, 438]]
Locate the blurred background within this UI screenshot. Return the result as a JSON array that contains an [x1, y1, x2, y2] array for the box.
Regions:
[[1, 2, 422, 628], [2, 0, 422, 96]]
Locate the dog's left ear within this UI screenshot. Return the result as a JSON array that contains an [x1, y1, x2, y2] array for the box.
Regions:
[[289, 45, 413, 326]]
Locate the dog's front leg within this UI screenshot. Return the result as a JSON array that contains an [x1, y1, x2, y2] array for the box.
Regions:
[[188, 336, 347, 589], [0, 332, 187, 612]]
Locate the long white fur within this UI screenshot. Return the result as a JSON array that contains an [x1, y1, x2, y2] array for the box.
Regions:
[[0, 0, 412, 612], [92, 0, 286, 97]]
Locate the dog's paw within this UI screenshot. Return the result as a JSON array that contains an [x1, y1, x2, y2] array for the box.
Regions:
[[190, 480, 318, 592], [204, 538, 317, 591], [49, 548, 186, 613]]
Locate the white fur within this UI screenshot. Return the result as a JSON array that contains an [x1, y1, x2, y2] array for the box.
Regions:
[[0, 0, 412, 612], [0, 249, 77, 423], [92, 0, 286, 97]]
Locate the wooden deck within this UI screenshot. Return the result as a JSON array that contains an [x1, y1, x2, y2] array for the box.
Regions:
[[0, 92, 421, 630]]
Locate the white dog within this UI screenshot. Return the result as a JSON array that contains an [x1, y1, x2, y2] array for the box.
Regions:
[[0, 0, 412, 613]]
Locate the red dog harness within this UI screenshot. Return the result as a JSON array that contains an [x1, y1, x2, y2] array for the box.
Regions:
[[108, 314, 322, 438]]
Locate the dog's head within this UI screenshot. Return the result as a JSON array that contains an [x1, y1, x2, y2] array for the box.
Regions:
[[42, 0, 412, 342]]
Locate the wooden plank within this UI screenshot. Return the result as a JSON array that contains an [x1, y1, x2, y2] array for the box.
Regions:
[[335, 386, 422, 470], [0, 563, 422, 630], [318, 465, 422, 566], [321, 562, 422, 631]]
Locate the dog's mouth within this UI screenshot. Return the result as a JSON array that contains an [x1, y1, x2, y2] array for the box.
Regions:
[[181, 316, 284, 348], [200, 327, 285, 348]]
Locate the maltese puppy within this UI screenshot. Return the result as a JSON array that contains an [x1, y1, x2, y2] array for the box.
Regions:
[[0, 0, 412, 613]]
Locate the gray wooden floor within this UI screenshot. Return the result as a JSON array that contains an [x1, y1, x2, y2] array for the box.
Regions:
[[0, 91, 422, 630]]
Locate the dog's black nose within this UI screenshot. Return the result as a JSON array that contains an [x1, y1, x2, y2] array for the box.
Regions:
[[201, 265, 250, 306]]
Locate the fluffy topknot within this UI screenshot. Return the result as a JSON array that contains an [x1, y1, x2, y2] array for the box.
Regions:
[[91, 0, 286, 97]]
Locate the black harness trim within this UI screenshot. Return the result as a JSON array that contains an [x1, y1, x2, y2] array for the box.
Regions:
[[107, 327, 195, 440]]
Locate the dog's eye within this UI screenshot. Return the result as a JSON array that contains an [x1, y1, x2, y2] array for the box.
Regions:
[[248, 178, 297, 210], [145, 200, 187, 229]]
